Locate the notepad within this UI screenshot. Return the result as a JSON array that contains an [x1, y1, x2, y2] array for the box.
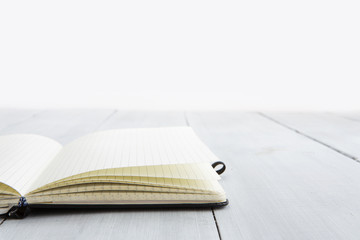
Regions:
[[0, 127, 228, 218]]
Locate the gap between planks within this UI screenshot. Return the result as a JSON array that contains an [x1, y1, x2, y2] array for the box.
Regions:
[[258, 112, 359, 163], [184, 111, 222, 240], [0, 218, 6, 226], [211, 208, 222, 240], [95, 109, 118, 130]]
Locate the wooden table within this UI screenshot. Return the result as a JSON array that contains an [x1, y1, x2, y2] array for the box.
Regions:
[[1, 110, 360, 240]]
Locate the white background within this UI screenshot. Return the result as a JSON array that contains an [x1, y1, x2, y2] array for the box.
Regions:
[[0, 0, 359, 111]]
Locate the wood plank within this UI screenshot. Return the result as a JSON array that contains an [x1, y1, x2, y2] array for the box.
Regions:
[[99, 111, 187, 129], [0, 111, 219, 240], [0, 109, 115, 144], [334, 112, 360, 122], [263, 112, 360, 160], [187, 111, 360, 240], [0, 109, 40, 131]]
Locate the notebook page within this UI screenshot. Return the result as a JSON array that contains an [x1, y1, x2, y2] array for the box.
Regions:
[[28, 183, 212, 196], [27, 188, 226, 204], [0, 182, 20, 196], [30, 127, 221, 192], [39, 162, 220, 186], [0, 135, 62, 195], [30, 177, 222, 194]]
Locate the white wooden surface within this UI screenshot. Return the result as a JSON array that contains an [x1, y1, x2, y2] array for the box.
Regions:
[[263, 112, 360, 160], [1, 110, 360, 239], [186, 112, 360, 240]]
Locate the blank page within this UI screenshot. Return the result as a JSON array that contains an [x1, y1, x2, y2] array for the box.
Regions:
[[30, 127, 221, 192]]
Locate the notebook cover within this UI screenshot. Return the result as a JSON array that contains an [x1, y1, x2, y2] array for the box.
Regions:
[[29, 199, 229, 210]]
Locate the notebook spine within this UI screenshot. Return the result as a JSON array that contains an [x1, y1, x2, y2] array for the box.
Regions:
[[6, 196, 30, 219]]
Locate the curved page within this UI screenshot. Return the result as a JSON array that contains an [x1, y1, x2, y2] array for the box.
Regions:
[[0, 134, 62, 195], [30, 127, 220, 192]]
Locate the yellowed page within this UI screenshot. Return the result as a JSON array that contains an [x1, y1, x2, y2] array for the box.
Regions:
[[28, 183, 214, 197], [29, 127, 221, 193], [33, 162, 219, 189], [29, 176, 224, 196], [0, 182, 20, 196], [0, 134, 62, 195]]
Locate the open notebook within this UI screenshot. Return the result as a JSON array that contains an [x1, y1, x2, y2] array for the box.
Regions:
[[0, 127, 228, 218]]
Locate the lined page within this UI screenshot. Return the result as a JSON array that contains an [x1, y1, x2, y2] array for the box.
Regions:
[[30, 127, 221, 192], [30, 177, 223, 194], [0, 134, 62, 195], [28, 183, 213, 196], [44, 162, 220, 184]]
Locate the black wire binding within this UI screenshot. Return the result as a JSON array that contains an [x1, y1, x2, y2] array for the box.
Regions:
[[211, 161, 226, 175]]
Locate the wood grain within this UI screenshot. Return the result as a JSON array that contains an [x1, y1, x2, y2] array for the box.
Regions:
[[0, 110, 219, 240], [187, 111, 360, 240]]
